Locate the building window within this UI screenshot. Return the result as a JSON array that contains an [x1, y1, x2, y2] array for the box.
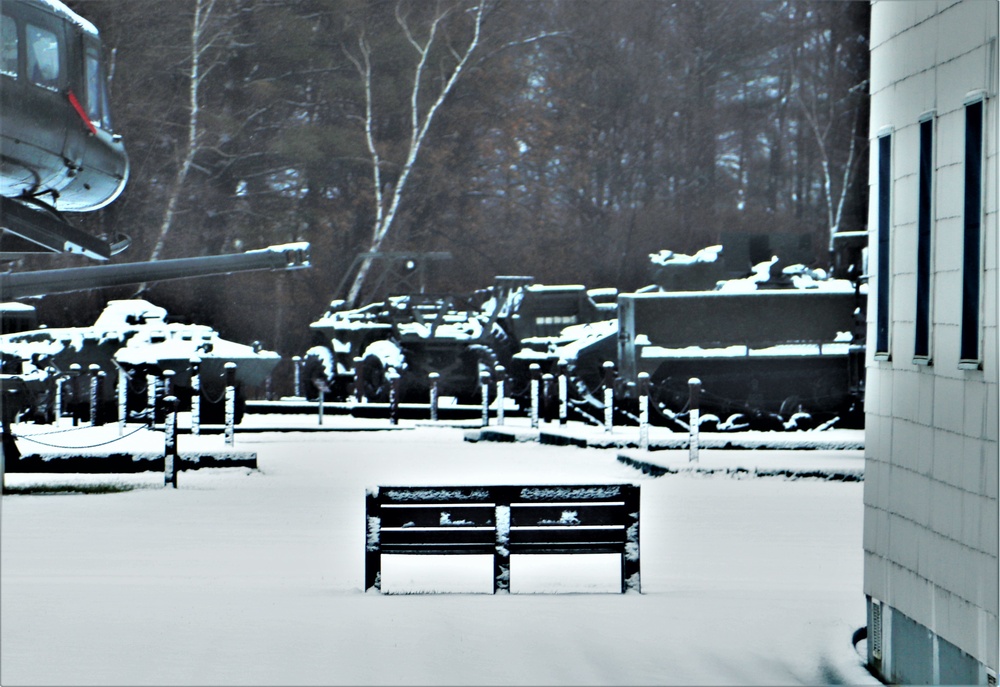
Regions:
[[875, 133, 892, 358], [960, 100, 983, 367], [914, 117, 933, 362]]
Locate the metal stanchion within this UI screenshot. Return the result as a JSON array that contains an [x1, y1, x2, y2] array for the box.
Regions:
[[638, 372, 650, 450], [224, 362, 237, 446], [88, 364, 106, 427], [688, 377, 701, 463], [190, 357, 201, 436], [164, 395, 179, 488], [162, 369, 175, 399], [55, 373, 65, 425], [529, 364, 540, 429], [429, 372, 440, 421], [388, 369, 400, 425], [354, 357, 365, 403], [558, 359, 568, 425], [495, 365, 506, 426], [146, 373, 157, 427], [67, 363, 81, 426], [542, 373, 554, 423], [292, 355, 302, 398], [117, 368, 127, 434], [317, 380, 326, 425], [603, 361, 615, 433], [480, 370, 491, 427]]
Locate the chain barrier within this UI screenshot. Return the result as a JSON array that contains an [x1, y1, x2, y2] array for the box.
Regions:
[[12, 424, 148, 449]]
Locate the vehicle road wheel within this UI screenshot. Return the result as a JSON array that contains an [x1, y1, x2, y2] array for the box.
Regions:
[[302, 346, 335, 401]]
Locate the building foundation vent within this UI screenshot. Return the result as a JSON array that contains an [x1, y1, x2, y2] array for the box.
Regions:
[[871, 599, 883, 661]]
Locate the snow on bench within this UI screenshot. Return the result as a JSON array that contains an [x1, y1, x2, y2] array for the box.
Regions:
[[365, 484, 640, 593]]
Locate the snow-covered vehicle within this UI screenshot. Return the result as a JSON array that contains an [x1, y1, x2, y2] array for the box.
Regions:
[[523, 248, 867, 429], [0, 243, 308, 426], [0, 299, 281, 424], [617, 266, 866, 429], [303, 277, 615, 404]]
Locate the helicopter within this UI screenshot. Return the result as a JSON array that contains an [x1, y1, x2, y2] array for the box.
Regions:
[[1, 0, 130, 260]]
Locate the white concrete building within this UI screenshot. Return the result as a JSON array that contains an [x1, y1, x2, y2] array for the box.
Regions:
[[865, 1, 999, 683]]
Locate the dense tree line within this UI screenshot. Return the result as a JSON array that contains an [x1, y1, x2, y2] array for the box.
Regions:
[[24, 0, 869, 381]]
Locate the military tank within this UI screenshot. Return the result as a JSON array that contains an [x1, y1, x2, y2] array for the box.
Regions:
[[2, 299, 279, 424], [0, 243, 309, 425]]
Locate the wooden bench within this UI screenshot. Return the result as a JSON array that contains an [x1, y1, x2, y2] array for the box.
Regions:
[[365, 484, 640, 593]]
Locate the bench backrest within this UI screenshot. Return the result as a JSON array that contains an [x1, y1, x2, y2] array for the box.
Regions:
[[365, 484, 640, 593]]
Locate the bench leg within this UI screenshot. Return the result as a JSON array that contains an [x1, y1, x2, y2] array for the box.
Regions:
[[365, 489, 382, 592], [494, 505, 510, 593], [623, 486, 641, 593]]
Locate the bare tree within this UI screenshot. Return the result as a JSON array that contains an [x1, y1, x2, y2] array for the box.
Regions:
[[145, 0, 225, 268], [789, 3, 869, 255], [342, 1, 485, 307]]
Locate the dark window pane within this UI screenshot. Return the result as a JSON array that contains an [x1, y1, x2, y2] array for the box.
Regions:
[[876, 134, 892, 355], [0, 14, 17, 79], [26, 23, 59, 89], [915, 119, 932, 359], [961, 101, 982, 363]]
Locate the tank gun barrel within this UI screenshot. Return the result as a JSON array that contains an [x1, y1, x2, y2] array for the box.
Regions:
[[0, 242, 310, 300]]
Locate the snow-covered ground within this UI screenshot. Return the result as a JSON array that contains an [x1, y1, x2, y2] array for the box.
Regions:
[[1, 421, 879, 686]]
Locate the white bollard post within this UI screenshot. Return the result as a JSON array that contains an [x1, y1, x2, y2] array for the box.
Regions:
[[88, 364, 101, 427], [480, 370, 490, 428], [146, 373, 157, 427], [67, 363, 81, 426], [224, 362, 237, 447], [292, 355, 302, 398], [117, 369, 127, 435], [429, 372, 440, 421], [558, 359, 568, 425], [603, 361, 615, 433], [353, 357, 365, 403], [494, 365, 506, 426], [54, 375, 64, 426], [542, 373, 554, 423], [688, 377, 701, 463], [162, 369, 175, 399], [638, 372, 650, 450], [164, 395, 178, 488], [386, 369, 401, 426], [190, 357, 201, 436], [529, 364, 540, 429]]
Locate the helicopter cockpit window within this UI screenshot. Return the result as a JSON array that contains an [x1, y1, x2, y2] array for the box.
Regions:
[[0, 14, 17, 79], [26, 23, 60, 90], [84, 43, 111, 129]]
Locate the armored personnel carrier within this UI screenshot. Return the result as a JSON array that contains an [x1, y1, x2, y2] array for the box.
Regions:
[[303, 277, 615, 404]]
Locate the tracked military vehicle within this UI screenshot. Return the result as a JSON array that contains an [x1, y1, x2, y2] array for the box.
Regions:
[[515, 245, 867, 430], [303, 277, 615, 404], [0, 243, 309, 425]]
